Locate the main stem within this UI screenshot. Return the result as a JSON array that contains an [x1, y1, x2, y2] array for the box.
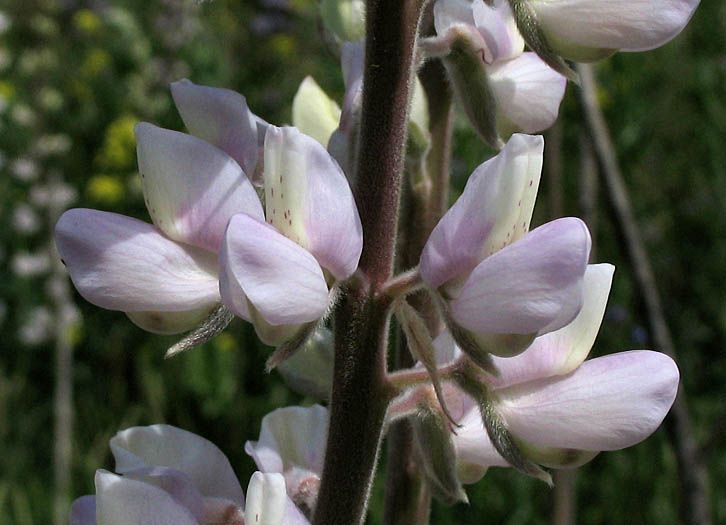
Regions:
[[312, 1, 424, 523]]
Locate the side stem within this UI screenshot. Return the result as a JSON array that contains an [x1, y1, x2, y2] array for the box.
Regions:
[[383, 20, 455, 523], [546, 122, 579, 525], [313, 1, 425, 523]]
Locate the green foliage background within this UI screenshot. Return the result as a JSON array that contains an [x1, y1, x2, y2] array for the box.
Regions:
[[0, 0, 723, 523]]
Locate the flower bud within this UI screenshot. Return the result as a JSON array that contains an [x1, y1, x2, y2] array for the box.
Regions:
[[442, 28, 503, 149], [319, 0, 365, 42], [407, 77, 431, 159], [276, 327, 334, 400], [412, 405, 468, 506], [328, 41, 364, 182], [292, 77, 341, 148]]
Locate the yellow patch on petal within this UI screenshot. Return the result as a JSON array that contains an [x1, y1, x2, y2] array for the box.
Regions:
[[263, 129, 310, 249]]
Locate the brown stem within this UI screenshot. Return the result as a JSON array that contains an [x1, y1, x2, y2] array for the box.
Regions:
[[353, 0, 425, 286], [578, 134, 599, 258], [313, 1, 425, 523], [545, 122, 564, 220], [576, 62, 711, 525], [544, 122, 580, 525], [49, 174, 74, 525], [551, 469, 577, 525]]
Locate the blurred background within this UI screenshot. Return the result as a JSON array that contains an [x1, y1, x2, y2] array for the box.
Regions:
[[0, 0, 724, 523]]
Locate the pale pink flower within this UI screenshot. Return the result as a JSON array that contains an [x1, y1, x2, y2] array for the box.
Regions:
[[70, 424, 309, 524], [526, 0, 700, 61], [246, 405, 329, 516], [420, 134, 591, 357], [434, 265, 679, 479], [427, 0, 566, 140], [56, 81, 362, 343]]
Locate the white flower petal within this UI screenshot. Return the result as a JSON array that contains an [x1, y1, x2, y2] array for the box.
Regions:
[[245, 472, 287, 525], [245, 405, 328, 477], [532, 0, 700, 53], [110, 424, 244, 504], [264, 126, 362, 280], [487, 264, 615, 388], [123, 466, 205, 523], [450, 218, 591, 335], [220, 214, 329, 326], [453, 406, 510, 471], [434, 0, 475, 34], [497, 351, 680, 451], [55, 208, 219, 314], [135, 122, 263, 252], [70, 495, 96, 525], [472, 0, 525, 62], [171, 78, 260, 175], [488, 52, 566, 136], [420, 134, 544, 290], [95, 470, 198, 525]]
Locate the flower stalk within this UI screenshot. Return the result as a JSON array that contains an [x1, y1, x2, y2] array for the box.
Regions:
[[312, 0, 426, 523]]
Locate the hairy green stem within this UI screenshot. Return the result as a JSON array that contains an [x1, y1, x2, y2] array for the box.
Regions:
[[388, 361, 462, 391], [380, 268, 424, 299], [384, 31, 455, 524]]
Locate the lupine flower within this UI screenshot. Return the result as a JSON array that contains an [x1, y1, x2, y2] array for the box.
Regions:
[[436, 264, 679, 481], [246, 405, 329, 517], [55, 80, 263, 335], [513, 0, 700, 63], [70, 424, 309, 524], [420, 133, 591, 359], [55, 125, 261, 335], [423, 0, 566, 146], [219, 125, 362, 346], [57, 81, 362, 347]]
